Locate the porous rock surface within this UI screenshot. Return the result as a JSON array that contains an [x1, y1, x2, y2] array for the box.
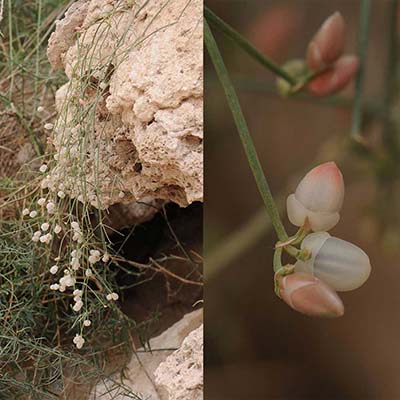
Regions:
[[90, 309, 203, 399], [155, 324, 203, 400], [46, 0, 203, 209]]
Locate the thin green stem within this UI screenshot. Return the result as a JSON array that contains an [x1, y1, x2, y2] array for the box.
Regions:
[[382, 0, 398, 153], [7, 0, 14, 95], [204, 7, 296, 86], [205, 20, 288, 242], [284, 245, 310, 262], [351, 0, 372, 140], [273, 247, 283, 273]]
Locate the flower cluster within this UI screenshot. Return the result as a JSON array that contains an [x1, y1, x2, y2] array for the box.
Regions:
[[24, 164, 121, 349], [277, 12, 358, 97], [73, 334, 85, 349], [277, 162, 371, 317], [71, 221, 83, 243], [306, 12, 359, 97]]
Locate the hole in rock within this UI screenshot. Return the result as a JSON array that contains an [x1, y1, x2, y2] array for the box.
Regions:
[[107, 201, 203, 339]]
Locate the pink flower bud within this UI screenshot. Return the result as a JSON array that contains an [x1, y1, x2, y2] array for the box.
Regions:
[[306, 11, 346, 70], [307, 55, 359, 97], [277, 272, 344, 317], [287, 162, 344, 231]]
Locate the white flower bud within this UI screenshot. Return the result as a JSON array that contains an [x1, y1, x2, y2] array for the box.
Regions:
[[295, 232, 371, 292], [22, 208, 30, 216], [71, 257, 80, 271], [46, 202, 56, 214], [39, 235, 46, 243], [73, 300, 83, 312], [71, 249, 81, 258], [38, 198, 46, 206], [88, 255, 99, 264], [49, 265, 59, 274], [41, 222, 50, 231], [83, 319, 91, 327], [111, 292, 119, 301], [106, 292, 119, 301], [44, 123, 54, 131], [29, 210, 38, 218], [57, 191, 65, 199], [85, 268, 93, 277], [40, 179, 49, 189], [287, 162, 344, 231], [32, 234, 40, 242], [54, 225, 62, 234], [89, 249, 100, 257], [32, 231, 41, 242], [73, 334, 85, 349], [39, 164, 48, 173], [50, 283, 60, 290], [72, 232, 82, 242], [59, 275, 75, 287]]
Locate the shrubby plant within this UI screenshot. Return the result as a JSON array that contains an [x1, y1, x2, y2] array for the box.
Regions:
[[0, 0, 202, 396]]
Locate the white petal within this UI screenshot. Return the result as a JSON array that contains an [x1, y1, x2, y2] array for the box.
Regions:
[[313, 237, 371, 292], [295, 162, 344, 213], [307, 210, 340, 232], [287, 194, 308, 227], [296, 232, 331, 274], [287, 194, 340, 231]]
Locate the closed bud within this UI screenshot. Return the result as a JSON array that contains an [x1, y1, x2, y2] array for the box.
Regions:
[[287, 162, 344, 231], [307, 55, 359, 97], [306, 11, 345, 70], [295, 232, 371, 292], [277, 272, 344, 317]]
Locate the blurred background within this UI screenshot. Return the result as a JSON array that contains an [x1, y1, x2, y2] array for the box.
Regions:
[[205, 1, 399, 398]]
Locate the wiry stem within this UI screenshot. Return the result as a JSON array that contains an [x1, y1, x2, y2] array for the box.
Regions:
[[351, 0, 372, 140], [205, 20, 288, 242], [204, 7, 296, 86], [382, 0, 399, 154]]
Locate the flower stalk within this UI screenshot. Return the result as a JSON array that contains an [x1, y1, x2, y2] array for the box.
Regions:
[[205, 20, 288, 242], [351, 0, 372, 140], [204, 7, 296, 86]]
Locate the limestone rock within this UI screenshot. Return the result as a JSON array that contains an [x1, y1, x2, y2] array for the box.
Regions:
[[155, 324, 203, 400], [47, 0, 89, 69], [90, 309, 203, 399], [46, 0, 203, 209]]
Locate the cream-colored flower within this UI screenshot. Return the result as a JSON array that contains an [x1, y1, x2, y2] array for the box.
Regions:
[[295, 232, 371, 292], [287, 162, 344, 231]]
